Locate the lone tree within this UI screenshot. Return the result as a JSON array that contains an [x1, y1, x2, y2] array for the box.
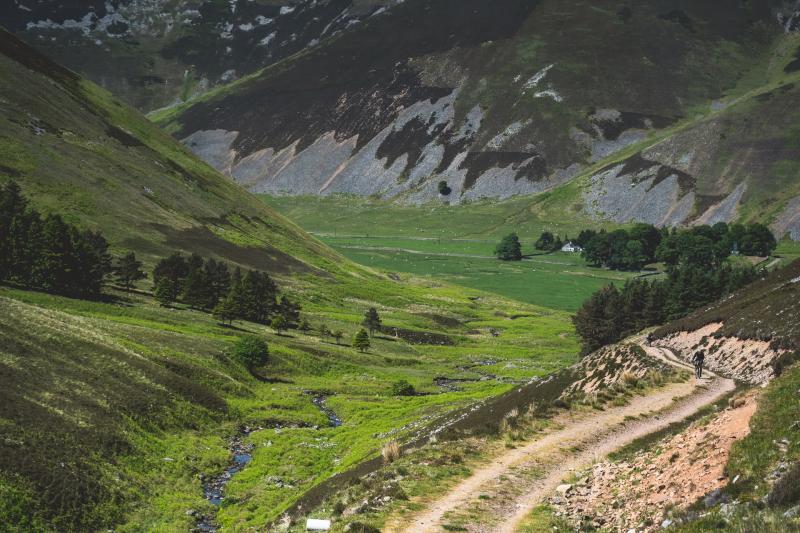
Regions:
[[115, 251, 146, 290], [391, 379, 416, 396], [333, 330, 344, 345], [437, 180, 452, 196], [318, 323, 331, 340], [495, 233, 523, 261], [353, 328, 371, 352], [362, 307, 382, 336], [232, 336, 269, 371]]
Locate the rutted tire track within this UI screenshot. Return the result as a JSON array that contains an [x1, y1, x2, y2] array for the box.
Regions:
[[387, 342, 735, 533]]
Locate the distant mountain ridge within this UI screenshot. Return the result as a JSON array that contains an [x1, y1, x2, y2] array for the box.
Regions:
[[149, 0, 800, 238], [3, 0, 398, 110]]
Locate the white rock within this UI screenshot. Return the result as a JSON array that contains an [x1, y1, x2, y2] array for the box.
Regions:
[[306, 518, 331, 530], [556, 483, 572, 495]]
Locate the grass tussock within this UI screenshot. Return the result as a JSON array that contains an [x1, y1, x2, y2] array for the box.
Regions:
[[382, 441, 401, 464]]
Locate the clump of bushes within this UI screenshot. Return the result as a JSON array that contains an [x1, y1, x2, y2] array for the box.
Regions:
[[391, 379, 416, 396], [232, 336, 269, 371]]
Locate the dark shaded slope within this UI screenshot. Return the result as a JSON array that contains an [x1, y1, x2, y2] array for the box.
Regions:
[[170, 0, 540, 155], [0, 28, 343, 275], [4, 0, 398, 110]]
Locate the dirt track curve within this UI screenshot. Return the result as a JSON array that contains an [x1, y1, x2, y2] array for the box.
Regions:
[[386, 342, 735, 533]]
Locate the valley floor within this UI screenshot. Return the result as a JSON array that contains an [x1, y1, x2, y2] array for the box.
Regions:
[[262, 195, 800, 312]]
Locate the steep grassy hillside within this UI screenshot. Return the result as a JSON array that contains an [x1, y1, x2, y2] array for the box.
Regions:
[[4, 0, 397, 111], [156, 0, 800, 213], [0, 28, 341, 276]]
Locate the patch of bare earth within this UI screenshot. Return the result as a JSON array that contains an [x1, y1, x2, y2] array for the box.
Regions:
[[548, 391, 758, 531], [385, 343, 734, 533], [655, 323, 786, 385]]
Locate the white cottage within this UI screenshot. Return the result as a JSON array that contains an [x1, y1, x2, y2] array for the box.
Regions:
[[561, 242, 583, 253]]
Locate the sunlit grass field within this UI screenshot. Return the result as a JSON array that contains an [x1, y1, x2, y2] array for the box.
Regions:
[[0, 262, 579, 530], [262, 195, 654, 311]]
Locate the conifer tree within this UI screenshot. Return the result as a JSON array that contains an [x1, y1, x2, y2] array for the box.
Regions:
[[115, 251, 146, 290], [240, 270, 277, 323], [182, 267, 213, 309], [205, 258, 230, 303], [223, 267, 248, 321], [534, 232, 554, 251], [278, 295, 301, 326], [212, 298, 236, 326], [152, 253, 188, 293], [154, 277, 178, 307], [0, 181, 27, 279], [270, 315, 288, 334], [353, 328, 371, 352], [362, 307, 382, 336]]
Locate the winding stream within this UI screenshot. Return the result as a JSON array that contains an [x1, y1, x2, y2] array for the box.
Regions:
[[311, 395, 343, 427], [195, 396, 343, 531], [196, 429, 255, 532]]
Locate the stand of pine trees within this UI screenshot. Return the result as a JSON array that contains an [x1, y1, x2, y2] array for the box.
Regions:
[[0, 182, 302, 325], [573, 262, 760, 355], [151, 252, 301, 327], [0, 181, 112, 296], [577, 222, 777, 272]]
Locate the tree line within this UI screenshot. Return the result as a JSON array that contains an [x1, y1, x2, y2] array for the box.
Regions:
[[572, 249, 763, 355], [0, 181, 112, 296], [149, 251, 301, 328], [0, 181, 302, 329], [577, 222, 776, 271], [498, 222, 778, 270]]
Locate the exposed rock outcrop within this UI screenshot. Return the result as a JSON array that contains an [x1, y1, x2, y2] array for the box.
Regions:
[[655, 324, 787, 385]]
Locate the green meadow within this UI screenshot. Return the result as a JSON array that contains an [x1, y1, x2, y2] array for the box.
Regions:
[[0, 260, 579, 530], [262, 195, 649, 311]]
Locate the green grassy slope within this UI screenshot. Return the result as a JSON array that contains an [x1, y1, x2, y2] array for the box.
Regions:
[[0, 277, 578, 530], [0, 29, 582, 531], [0, 29, 341, 276]]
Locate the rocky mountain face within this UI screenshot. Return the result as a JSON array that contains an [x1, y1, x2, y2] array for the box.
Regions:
[[153, 0, 800, 232], [583, 82, 800, 237], [3, 0, 397, 110]]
